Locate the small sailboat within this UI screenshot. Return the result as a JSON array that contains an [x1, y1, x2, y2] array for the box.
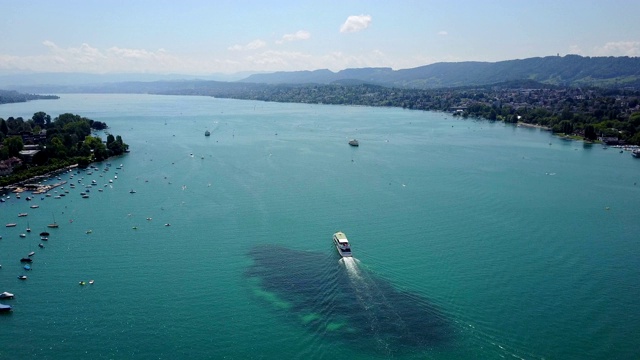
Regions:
[[48, 214, 59, 228], [26, 222, 31, 232]]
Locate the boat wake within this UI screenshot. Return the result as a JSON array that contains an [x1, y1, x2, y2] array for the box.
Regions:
[[341, 256, 362, 281], [246, 245, 452, 356]]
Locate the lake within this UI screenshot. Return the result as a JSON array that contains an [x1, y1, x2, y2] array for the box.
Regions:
[[1, 94, 639, 359]]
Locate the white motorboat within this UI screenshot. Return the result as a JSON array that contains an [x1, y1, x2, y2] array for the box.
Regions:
[[333, 231, 352, 257]]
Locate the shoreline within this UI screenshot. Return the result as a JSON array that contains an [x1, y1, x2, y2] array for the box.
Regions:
[[0, 164, 78, 194]]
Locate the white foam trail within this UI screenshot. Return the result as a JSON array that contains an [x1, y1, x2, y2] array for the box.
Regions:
[[342, 257, 362, 281]]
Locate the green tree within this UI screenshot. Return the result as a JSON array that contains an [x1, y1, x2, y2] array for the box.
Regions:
[[0, 118, 8, 135], [82, 136, 108, 161], [32, 111, 51, 126], [49, 137, 68, 158], [584, 124, 597, 141], [3, 135, 24, 157]]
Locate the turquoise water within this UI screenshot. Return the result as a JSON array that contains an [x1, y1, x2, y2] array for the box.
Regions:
[[1, 94, 639, 359]]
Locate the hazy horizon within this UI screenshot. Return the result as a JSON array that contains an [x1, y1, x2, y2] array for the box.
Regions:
[[2, 0, 639, 76]]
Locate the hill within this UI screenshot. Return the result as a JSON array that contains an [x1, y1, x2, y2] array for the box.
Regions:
[[240, 55, 640, 89]]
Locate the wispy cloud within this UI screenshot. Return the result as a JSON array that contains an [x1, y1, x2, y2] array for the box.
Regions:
[[0, 41, 208, 74], [0, 39, 433, 75], [245, 50, 312, 66], [437, 30, 448, 36], [227, 39, 267, 51], [276, 30, 311, 44], [594, 41, 640, 56], [568, 45, 582, 54], [340, 15, 372, 33]]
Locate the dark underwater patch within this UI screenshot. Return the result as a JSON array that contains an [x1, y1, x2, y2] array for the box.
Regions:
[[245, 244, 453, 356]]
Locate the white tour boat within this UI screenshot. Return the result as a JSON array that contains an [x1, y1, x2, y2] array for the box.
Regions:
[[333, 231, 352, 257]]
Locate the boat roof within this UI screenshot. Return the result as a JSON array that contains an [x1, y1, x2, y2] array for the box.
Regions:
[[334, 232, 349, 243]]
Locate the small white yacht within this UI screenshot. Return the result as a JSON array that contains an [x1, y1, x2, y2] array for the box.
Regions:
[[333, 231, 352, 257]]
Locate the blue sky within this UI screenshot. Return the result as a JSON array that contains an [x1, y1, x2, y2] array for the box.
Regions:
[[1, 0, 639, 75]]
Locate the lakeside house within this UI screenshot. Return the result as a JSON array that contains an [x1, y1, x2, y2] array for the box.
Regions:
[[599, 136, 622, 145], [21, 130, 47, 145]]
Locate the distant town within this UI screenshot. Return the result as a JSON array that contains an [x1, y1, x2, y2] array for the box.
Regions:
[[180, 80, 640, 145]]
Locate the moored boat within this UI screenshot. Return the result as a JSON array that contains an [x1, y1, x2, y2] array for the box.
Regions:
[[48, 215, 59, 228], [348, 139, 359, 147], [0, 304, 12, 312], [6, 223, 17, 227], [0, 292, 14, 299], [332, 231, 352, 257]]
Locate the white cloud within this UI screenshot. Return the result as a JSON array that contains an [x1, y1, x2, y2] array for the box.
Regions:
[[568, 45, 583, 55], [0, 39, 436, 75], [276, 30, 311, 44], [0, 41, 202, 74], [594, 41, 640, 56], [340, 15, 372, 33], [245, 50, 313, 67], [227, 39, 267, 51], [437, 30, 448, 36]]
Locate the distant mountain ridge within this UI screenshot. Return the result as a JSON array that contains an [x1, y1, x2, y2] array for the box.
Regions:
[[239, 55, 640, 89], [2, 55, 640, 94]]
